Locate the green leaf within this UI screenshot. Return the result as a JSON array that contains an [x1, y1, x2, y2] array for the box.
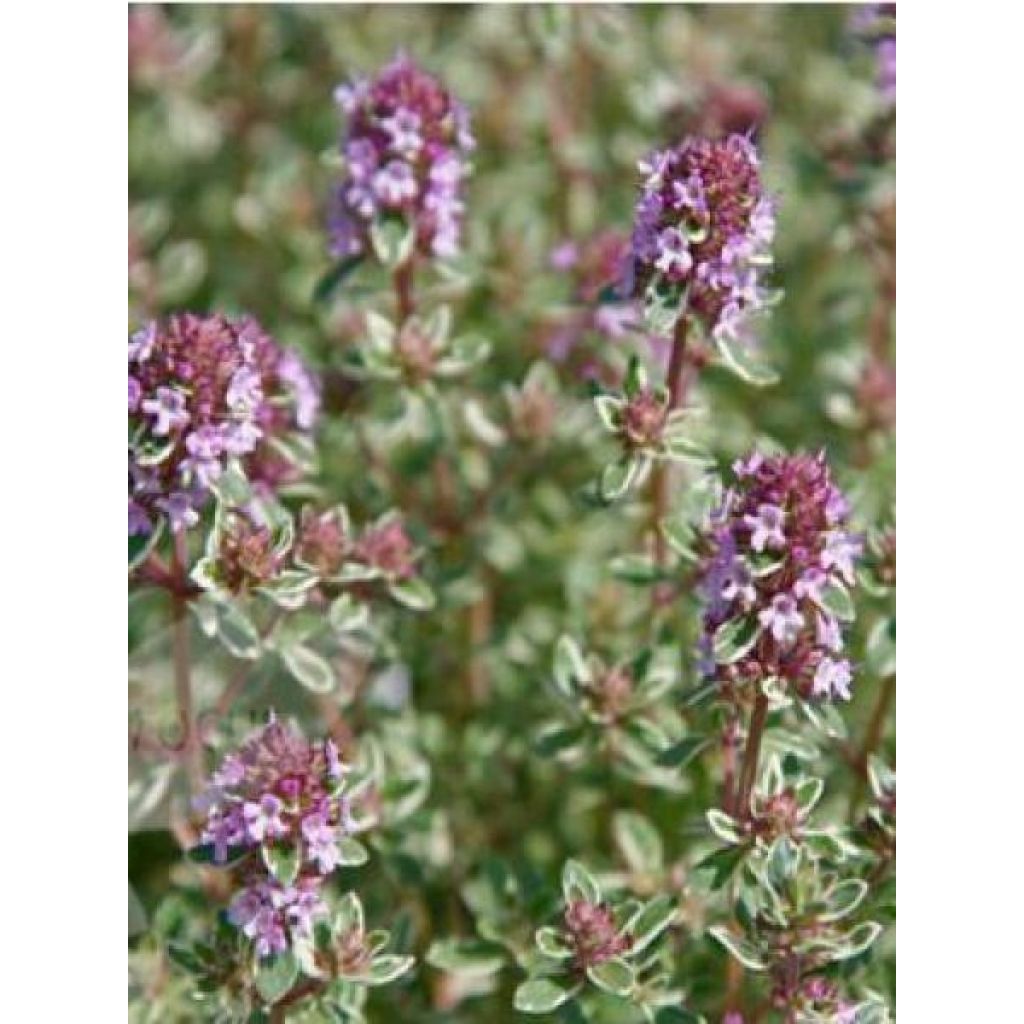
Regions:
[[612, 812, 664, 874], [586, 957, 633, 996], [369, 219, 415, 270], [314, 255, 363, 303], [261, 843, 300, 886], [866, 617, 896, 678], [257, 570, 318, 610], [533, 723, 587, 758], [210, 461, 253, 506], [820, 583, 855, 622], [709, 926, 767, 971], [833, 921, 883, 960], [214, 603, 261, 660], [281, 644, 335, 693], [643, 278, 686, 337], [426, 937, 507, 975], [562, 860, 601, 906], [387, 577, 436, 611], [712, 616, 760, 665], [821, 879, 869, 922], [714, 334, 778, 387], [626, 895, 675, 953], [655, 735, 711, 770], [623, 355, 646, 398], [186, 842, 249, 868], [514, 977, 574, 1014], [534, 927, 573, 960], [706, 809, 744, 845], [333, 892, 364, 936], [694, 845, 746, 890], [328, 593, 370, 634], [794, 777, 825, 816], [255, 951, 299, 1005], [553, 635, 589, 696], [360, 953, 414, 986], [608, 553, 662, 584], [128, 519, 164, 572], [337, 837, 369, 867], [593, 394, 623, 432], [599, 455, 641, 502]]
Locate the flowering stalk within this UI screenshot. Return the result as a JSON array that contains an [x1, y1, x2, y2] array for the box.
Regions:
[[171, 530, 203, 794]]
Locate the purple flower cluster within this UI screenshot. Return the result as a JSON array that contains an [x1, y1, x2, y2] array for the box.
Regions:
[[129, 313, 319, 535], [626, 134, 776, 343], [329, 54, 475, 262], [772, 975, 856, 1024], [196, 717, 361, 957], [698, 451, 862, 702]]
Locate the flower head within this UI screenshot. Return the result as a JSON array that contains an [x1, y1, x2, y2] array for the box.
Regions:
[[627, 134, 775, 341], [697, 451, 862, 701], [563, 900, 632, 967], [128, 313, 319, 535], [329, 54, 474, 262]]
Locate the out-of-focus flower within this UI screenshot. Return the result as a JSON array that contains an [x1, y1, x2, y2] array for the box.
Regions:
[[329, 54, 475, 262], [697, 451, 862, 701], [627, 134, 776, 342], [128, 313, 319, 535]]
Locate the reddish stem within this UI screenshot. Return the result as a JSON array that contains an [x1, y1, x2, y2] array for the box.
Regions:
[[736, 691, 769, 818]]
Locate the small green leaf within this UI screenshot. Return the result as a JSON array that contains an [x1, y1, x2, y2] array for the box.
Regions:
[[694, 845, 746, 889], [261, 843, 300, 886], [533, 723, 587, 758], [388, 577, 436, 611], [514, 977, 574, 1014], [426, 937, 507, 975], [314, 255, 363, 303], [714, 334, 778, 387], [534, 927, 573, 960], [608, 553, 662, 584], [586, 957, 634, 996], [593, 394, 623, 432], [328, 593, 370, 634], [281, 644, 335, 693], [709, 926, 767, 971], [706, 809, 744, 845], [599, 456, 641, 502], [623, 355, 646, 398], [337, 837, 369, 867], [562, 860, 601, 905], [712, 616, 760, 665], [362, 954, 414, 986], [655, 735, 711, 770], [626, 895, 675, 953], [333, 892, 364, 936], [255, 951, 299, 1005], [369, 219, 415, 270], [129, 519, 164, 572], [612, 812, 664, 874], [186, 843, 249, 868], [820, 583, 855, 622], [553, 635, 589, 696], [821, 879, 869, 922], [217, 603, 261, 660], [833, 921, 883, 960]]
